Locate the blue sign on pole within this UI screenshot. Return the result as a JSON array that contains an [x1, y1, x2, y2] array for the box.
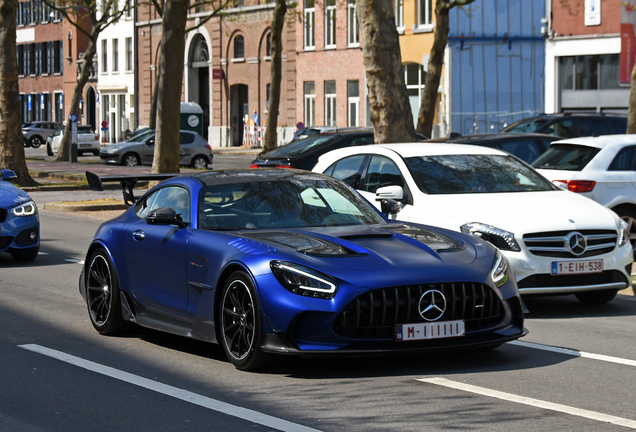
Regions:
[[28, 95, 32, 111], [69, 114, 78, 122]]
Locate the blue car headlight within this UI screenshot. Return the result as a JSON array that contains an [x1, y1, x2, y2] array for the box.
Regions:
[[461, 222, 521, 252], [270, 261, 338, 299], [618, 218, 629, 247], [12, 200, 37, 217], [491, 249, 510, 288]]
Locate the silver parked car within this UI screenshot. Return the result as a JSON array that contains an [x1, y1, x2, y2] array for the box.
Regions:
[[22, 121, 63, 148], [99, 130, 213, 168]]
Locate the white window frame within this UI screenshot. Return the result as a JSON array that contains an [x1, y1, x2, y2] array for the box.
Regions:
[[112, 38, 119, 72], [348, 0, 359, 47], [125, 37, 133, 71], [304, 0, 315, 50], [325, 81, 336, 127], [304, 81, 315, 127], [348, 80, 360, 127], [395, 0, 404, 33], [325, 0, 336, 49], [414, 0, 433, 33], [101, 39, 108, 73]]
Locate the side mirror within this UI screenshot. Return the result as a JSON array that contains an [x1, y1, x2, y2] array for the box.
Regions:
[[375, 185, 403, 200], [147, 207, 186, 228], [147, 138, 155, 146], [1, 169, 17, 181]]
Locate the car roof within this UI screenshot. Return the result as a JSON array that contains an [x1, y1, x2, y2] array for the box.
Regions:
[[550, 134, 636, 150], [350, 143, 507, 158], [193, 168, 334, 186], [427, 132, 557, 143]]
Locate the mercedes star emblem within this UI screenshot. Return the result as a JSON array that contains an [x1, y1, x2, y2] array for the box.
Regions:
[[567, 232, 587, 256], [418, 289, 447, 322]]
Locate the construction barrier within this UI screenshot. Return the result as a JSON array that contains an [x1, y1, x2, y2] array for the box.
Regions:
[[242, 125, 266, 148]]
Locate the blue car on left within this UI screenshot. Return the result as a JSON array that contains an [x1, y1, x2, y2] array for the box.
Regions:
[[0, 169, 39, 261]]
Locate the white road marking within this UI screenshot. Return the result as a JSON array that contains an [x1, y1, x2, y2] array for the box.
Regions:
[[418, 377, 636, 429], [37, 252, 48, 255], [19, 344, 321, 432], [64, 258, 84, 264], [510, 340, 636, 368]]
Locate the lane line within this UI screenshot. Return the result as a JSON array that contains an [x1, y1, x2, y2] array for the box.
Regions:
[[19, 344, 321, 432], [418, 377, 636, 429], [64, 258, 84, 264], [510, 340, 636, 367]]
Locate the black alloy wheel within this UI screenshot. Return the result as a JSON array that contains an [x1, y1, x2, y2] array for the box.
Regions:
[[30, 136, 42, 148], [219, 271, 271, 370], [86, 249, 128, 335]]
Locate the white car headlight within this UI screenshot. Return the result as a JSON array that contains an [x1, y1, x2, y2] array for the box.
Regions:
[[618, 218, 629, 247], [491, 249, 510, 288], [460, 222, 521, 252], [270, 261, 338, 299], [12, 200, 37, 217], [102, 146, 119, 154]]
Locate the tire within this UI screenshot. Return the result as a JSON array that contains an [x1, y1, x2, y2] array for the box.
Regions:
[[78, 151, 84, 156], [86, 248, 128, 335], [574, 289, 618, 304], [615, 207, 636, 259], [11, 244, 39, 261], [93, 150, 99, 156], [30, 136, 43, 148], [46, 143, 53, 156], [122, 153, 140, 167], [219, 271, 272, 371], [191, 155, 208, 170]]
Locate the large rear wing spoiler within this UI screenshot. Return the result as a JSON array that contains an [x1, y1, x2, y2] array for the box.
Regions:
[[86, 171, 180, 206]]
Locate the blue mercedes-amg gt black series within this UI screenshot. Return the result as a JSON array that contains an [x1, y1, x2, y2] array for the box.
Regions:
[[80, 169, 526, 370]]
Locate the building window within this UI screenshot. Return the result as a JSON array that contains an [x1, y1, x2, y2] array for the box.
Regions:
[[395, 0, 404, 29], [101, 39, 107, 72], [304, 81, 315, 127], [234, 35, 244, 59], [348, 0, 359, 47], [41, 94, 51, 121], [126, 37, 133, 71], [125, 0, 132, 17], [325, 0, 336, 49], [304, 0, 315, 50], [54, 40, 63, 73], [54, 93, 63, 123], [325, 81, 336, 127], [102, 95, 110, 142], [266, 32, 272, 57], [560, 54, 620, 90], [417, 0, 432, 27], [112, 39, 119, 72], [403, 62, 426, 126], [348, 80, 359, 127]]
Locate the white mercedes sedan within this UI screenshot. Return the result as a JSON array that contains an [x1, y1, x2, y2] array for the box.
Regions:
[[313, 143, 633, 304]]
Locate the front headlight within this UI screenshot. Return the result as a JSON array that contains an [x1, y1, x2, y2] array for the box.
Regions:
[[12, 200, 37, 217], [491, 249, 510, 288], [618, 218, 629, 247], [270, 261, 338, 299], [461, 222, 521, 252], [102, 146, 119, 154]]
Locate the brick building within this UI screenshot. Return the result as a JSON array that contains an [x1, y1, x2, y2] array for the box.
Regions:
[[136, 2, 297, 147]]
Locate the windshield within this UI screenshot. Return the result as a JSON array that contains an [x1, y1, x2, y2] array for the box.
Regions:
[[198, 178, 385, 229], [532, 144, 600, 171], [502, 118, 548, 133], [262, 135, 335, 157], [404, 154, 557, 194], [127, 129, 155, 142], [51, 128, 63, 137]]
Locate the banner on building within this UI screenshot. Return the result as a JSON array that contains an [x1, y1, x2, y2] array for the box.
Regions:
[[621, 0, 636, 83]]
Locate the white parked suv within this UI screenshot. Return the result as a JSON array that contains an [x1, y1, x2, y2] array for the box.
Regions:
[[313, 143, 633, 304], [47, 125, 100, 156], [533, 135, 636, 258]]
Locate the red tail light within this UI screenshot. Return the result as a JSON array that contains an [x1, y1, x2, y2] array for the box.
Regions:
[[555, 180, 596, 193], [275, 165, 293, 169], [249, 164, 259, 168], [205, 144, 212, 150]]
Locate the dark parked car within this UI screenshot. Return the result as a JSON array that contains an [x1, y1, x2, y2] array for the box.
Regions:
[[501, 113, 626, 138], [427, 133, 561, 163], [250, 128, 376, 170]]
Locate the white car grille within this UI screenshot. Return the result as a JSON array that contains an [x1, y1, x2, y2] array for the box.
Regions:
[[523, 230, 617, 258]]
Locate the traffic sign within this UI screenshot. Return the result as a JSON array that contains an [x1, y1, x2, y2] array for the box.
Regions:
[[69, 114, 78, 122]]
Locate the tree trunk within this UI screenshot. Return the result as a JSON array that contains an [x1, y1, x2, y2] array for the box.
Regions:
[[628, 59, 636, 134], [0, 0, 36, 186], [55, 38, 98, 161], [417, 0, 475, 138], [358, 0, 416, 143], [262, 0, 287, 152], [152, 0, 188, 174]]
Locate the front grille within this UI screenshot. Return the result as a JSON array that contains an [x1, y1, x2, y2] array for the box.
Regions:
[[517, 270, 629, 289], [523, 230, 617, 258], [333, 282, 504, 339], [0, 208, 7, 223]]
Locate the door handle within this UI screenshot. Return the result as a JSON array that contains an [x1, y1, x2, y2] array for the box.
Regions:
[[132, 230, 145, 241]]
